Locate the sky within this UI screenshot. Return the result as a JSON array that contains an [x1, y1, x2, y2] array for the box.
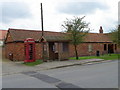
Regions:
[[0, 0, 119, 33]]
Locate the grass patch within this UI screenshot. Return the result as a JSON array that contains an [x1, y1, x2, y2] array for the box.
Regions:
[[23, 60, 43, 66], [99, 54, 119, 60], [69, 54, 120, 60]]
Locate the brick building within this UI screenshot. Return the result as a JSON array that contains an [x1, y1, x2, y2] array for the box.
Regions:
[[0, 30, 7, 46], [0, 30, 8, 58], [4, 27, 120, 61]]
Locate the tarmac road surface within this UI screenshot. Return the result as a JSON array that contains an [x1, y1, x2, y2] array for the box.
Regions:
[[2, 60, 118, 88]]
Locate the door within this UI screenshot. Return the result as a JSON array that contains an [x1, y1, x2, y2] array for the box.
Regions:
[[49, 42, 58, 60], [24, 43, 35, 62], [108, 44, 114, 53], [24, 38, 35, 62]]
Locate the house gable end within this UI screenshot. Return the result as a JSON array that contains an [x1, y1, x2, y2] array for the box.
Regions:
[[4, 31, 14, 43]]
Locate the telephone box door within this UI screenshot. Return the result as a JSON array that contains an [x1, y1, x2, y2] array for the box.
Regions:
[[24, 38, 35, 62]]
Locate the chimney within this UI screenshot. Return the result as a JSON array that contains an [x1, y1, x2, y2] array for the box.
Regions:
[[99, 26, 103, 33]]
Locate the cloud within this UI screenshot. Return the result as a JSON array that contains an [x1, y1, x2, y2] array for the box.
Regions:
[[56, 2, 109, 15], [0, 0, 117, 33], [1, 2, 32, 23]]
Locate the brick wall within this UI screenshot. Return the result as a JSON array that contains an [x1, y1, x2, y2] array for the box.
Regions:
[[35, 43, 42, 60], [4, 42, 120, 61], [69, 43, 120, 57], [5, 43, 24, 61], [58, 42, 69, 60], [5, 43, 15, 60], [5, 42, 43, 61], [14, 43, 24, 61], [115, 45, 120, 53], [6, 33, 13, 42]]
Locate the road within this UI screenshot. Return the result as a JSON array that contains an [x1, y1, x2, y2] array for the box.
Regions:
[[2, 60, 118, 88]]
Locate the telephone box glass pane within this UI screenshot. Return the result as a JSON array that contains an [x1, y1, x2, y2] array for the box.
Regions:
[[29, 44, 33, 60]]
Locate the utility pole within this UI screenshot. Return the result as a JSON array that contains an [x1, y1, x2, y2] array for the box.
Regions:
[[41, 3, 44, 36], [40, 3, 45, 61]]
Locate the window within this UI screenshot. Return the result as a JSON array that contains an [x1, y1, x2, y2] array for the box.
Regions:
[[44, 44, 47, 51], [52, 43, 58, 53], [62, 42, 68, 52], [115, 44, 117, 50], [54, 43, 58, 53], [104, 44, 107, 51], [29, 44, 33, 60], [88, 44, 92, 52], [52, 45, 55, 51]]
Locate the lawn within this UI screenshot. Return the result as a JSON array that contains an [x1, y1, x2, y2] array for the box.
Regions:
[[69, 54, 120, 60], [23, 60, 43, 66]]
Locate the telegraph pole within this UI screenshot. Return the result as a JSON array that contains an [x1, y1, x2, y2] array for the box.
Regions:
[[41, 3, 44, 36], [40, 3, 45, 61]]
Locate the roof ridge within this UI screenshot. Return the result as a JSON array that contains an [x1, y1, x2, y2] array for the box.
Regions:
[[9, 28, 41, 32], [8, 28, 63, 33], [0, 30, 8, 31]]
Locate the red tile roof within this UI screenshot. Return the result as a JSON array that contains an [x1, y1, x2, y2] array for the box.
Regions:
[[7, 28, 67, 42], [0, 30, 8, 40], [6, 28, 112, 43], [84, 33, 112, 43]]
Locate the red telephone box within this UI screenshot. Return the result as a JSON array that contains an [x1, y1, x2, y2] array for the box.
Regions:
[[24, 38, 35, 62]]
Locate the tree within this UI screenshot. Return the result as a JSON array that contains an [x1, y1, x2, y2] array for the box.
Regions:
[[110, 25, 120, 47], [62, 16, 90, 59]]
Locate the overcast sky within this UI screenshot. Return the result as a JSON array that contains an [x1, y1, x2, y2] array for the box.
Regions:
[[0, 0, 119, 33]]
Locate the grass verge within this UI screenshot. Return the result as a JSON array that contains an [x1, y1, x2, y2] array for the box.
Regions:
[[69, 54, 120, 60], [23, 60, 43, 66]]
